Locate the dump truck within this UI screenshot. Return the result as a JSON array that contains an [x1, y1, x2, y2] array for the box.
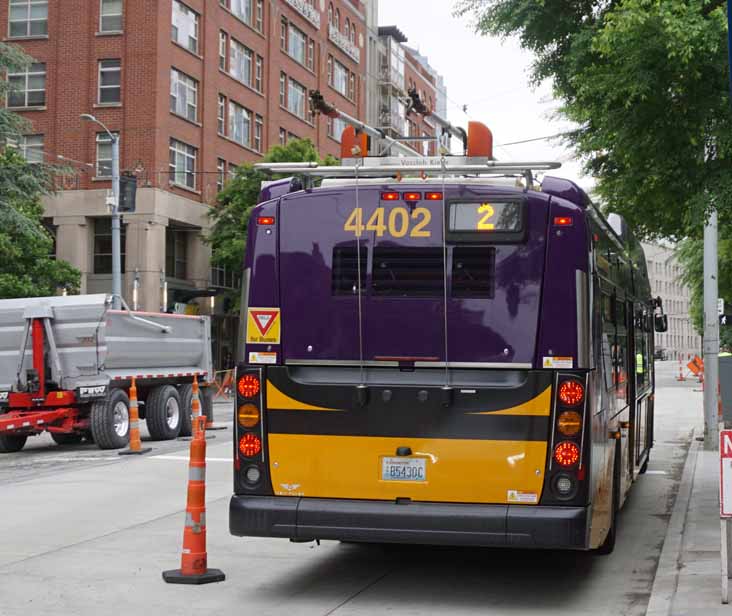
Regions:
[[0, 294, 214, 452]]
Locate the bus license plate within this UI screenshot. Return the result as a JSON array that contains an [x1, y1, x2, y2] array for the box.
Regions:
[[381, 457, 426, 482]]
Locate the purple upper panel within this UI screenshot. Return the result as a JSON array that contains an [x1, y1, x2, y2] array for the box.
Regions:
[[541, 176, 591, 208]]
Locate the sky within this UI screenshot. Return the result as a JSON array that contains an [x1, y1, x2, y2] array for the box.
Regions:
[[377, 0, 591, 190]]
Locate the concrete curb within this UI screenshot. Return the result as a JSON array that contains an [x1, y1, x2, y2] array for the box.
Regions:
[[646, 434, 701, 616]]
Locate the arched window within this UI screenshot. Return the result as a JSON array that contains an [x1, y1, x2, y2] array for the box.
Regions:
[[328, 3, 333, 25], [335, 8, 340, 30], [344, 18, 350, 39], [350, 25, 355, 44]]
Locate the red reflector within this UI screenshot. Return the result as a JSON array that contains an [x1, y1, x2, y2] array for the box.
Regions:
[[554, 216, 573, 226], [425, 192, 443, 200], [258, 216, 275, 225], [237, 374, 260, 398], [381, 192, 399, 201], [554, 441, 580, 467], [239, 433, 262, 457], [403, 192, 421, 201], [558, 380, 585, 406]]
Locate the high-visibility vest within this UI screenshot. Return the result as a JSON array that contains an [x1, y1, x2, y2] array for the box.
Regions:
[[721, 352, 732, 357], [636, 353, 644, 374]]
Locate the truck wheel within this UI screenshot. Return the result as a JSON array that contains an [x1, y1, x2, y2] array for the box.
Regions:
[[91, 388, 130, 450], [202, 386, 214, 423], [51, 433, 84, 446], [0, 434, 27, 453], [179, 384, 193, 437], [146, 385, 182, 441]]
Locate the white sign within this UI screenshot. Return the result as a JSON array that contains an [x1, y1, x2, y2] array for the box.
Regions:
[[720, 299, 726, 316], [721, 430, 732, 517]]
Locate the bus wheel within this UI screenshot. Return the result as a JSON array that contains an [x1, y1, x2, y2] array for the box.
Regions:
[[639, 455, 649, 475], [596, 446, 621, 555]]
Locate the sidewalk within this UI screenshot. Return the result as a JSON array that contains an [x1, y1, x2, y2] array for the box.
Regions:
[[648, 438, 730, 615]]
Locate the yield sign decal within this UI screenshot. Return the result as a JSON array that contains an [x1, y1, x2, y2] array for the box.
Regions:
[[246, 308, 281, 344]]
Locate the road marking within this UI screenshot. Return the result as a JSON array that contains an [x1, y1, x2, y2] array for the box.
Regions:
[[151, 455, 231, 463], [645, 470, 667, 475]]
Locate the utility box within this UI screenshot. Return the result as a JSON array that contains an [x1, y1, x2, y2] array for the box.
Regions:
[[722, 355, 732, 425]]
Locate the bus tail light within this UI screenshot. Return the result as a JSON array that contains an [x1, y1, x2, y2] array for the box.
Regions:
[[557, 410, 582, 436], [554, 441, 580, 467], [239, 433, 262, 457], [238, 374, 260, 399], [425, 192, 443, 200], [403, 192, 421, 202], [558, 379, 584, 406], [381, 191, 399, 201], [257, 216, 275, 225], [238, 403, 260, 428], [552, 473, 577, 499]]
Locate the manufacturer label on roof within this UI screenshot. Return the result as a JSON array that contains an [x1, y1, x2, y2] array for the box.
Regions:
[[246, 308, 281, 344]]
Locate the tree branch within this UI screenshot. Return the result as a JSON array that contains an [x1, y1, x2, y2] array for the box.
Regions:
[[702, 0, 726, 17]]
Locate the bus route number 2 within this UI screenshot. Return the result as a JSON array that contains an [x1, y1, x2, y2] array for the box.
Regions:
[[343, 207, 432, 238]]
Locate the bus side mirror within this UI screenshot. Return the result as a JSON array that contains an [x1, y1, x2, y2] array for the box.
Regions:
[[654, 314, 668, 333]]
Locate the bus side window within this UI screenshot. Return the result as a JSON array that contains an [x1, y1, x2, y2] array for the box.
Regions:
[[601, 291, 615, 391], [615, 299, 628, 403]]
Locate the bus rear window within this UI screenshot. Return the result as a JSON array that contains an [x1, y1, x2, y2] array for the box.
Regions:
[[332, 246, 367, 295], [452, 246, 496, 298], [372, 247, 443, 297]]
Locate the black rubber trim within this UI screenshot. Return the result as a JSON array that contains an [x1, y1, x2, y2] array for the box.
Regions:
[[230, 496, 589, 549]]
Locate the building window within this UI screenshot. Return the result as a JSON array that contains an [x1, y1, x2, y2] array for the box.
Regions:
[[166, 227, 188, 280], [229, 38, 253, 86], [327, 55, 332, 85], [218, 31, 228, 70], [169, 138, 197, 189], [279, 72, 286, 107], [18, 134, 44, 163], [98, 59, 121, 104], [334, 8, 339, 29], [287, 23, 307, 65], [350, 25, 355, 45], [332, 58, 348, 97], [254, 114, 263, 152], [217, 94, 226, 134], [327, 3, 333, 25], [328, 117, 347, 142], [255, 0, 263, 31], [228, 100, 251, 147], [254, 55, 263, 92], [349, 73, 355, 100], [287, 131, 299, 142], [210, 264, 238, 289], [344, 18, 350, 40], [8, 0, 47, 38], [307, 39, 315, 71], [279, 127, 286, 145], [216, 158, 226, 192], [100, 0, 123, 32], [172, 0, 198, 54], [7, 62, 45, 108], [170, 68, 198, 122], [95, 131, 117, 177], [94, 218, 126, 274], [231, 0, 253, 25], [280, 18, 287, 51], [287, 77, 306, 119]]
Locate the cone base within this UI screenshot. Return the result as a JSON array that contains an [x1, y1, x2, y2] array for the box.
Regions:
[[205, 424, 228, 431], [118, 447, 152, 456], [162, 568, 225, 585], [178, 435, 216, 442]]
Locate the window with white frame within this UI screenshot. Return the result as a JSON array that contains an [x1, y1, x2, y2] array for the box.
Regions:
[[170, 68, 197, 121], [229, 38, 252, 86], [216, 158, 226, 192], [328, 117, 347, 142], [19, 134, 44, 163], [287, 23, 306, 65], [228, 100, 251, 147], [96, 132, 118, 177], [7, 62, 45, 107], [172, 0, 198, 54], [169, 138, 197, 189], [332, 59, 348, 97], [279, 72, 286, 107], [231, 0, 252, 24], [100, 0, 123, 32], [255, 0, 263, 31], [98, 59, 121, 104], [287, 77, 306, 119], [254, 114, 263, 152], [307, 40, 314, 70], [217, 94, 226, 134], [219, 31, 228, 70], [278, 127, 286, 145], [8, 0, 47, 38], [254, 55, 263, 92]]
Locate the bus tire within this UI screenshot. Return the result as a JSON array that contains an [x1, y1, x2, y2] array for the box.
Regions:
[[146, 385, 182, 441], [91, 388, 130, 450], [178, 384, 194, 437], [596, 444, 621, 555], [51, 433, 84, 446], [0, 434, 27, 453]]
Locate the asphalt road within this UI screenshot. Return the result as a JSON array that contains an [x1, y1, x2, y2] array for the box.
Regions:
[[0, 362, 704, 615]]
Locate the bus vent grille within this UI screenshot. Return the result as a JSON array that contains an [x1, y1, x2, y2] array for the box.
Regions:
[[332, 245, 367, 295], [372, 247, 444, 297], [451, 246, 496, 298]]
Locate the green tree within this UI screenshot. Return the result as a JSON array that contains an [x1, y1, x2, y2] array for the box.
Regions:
[[0, 42, 79, 298], [207, 138, 336, 306]]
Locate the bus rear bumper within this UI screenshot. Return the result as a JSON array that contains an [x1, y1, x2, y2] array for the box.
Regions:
[[229, 496, 590, 549]]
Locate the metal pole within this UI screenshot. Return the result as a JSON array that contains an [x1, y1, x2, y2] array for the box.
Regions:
[[704, 204, 720, 451], [111, 135, 122, 310]]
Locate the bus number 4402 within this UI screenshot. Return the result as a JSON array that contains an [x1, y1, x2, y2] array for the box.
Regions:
[[344, 207, 432, 239]]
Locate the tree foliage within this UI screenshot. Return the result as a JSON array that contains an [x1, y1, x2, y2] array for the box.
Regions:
[[206, 139, 336, 302], [0, 43, 80, 298]]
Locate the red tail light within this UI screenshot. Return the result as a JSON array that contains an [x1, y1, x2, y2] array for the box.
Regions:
[[257, 216, 275, 225], [237, 374, 260, 398], [553, 216, 573, 226], [425, 192, 443, 200], [558, 379, 584, 406], [239, 433, 262, 457], [554, 441, 580, 467], [403, 192, 421, 201], [381, 191, 399, 201]]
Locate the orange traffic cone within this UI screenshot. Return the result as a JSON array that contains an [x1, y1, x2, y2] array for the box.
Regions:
[[163, 415, 225, 585], [676, 358, 686, 381], [119, 377, 151, 456], [191, 375, 203, 435]]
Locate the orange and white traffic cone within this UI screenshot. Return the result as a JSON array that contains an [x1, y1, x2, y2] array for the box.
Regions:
[[163, 415, 225, 585], [676, 358, 686, 382], [119, 377, 151, 456], [191, 375, 203, 435]]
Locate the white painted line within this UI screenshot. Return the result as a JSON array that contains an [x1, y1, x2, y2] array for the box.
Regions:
[[151, 455, 231, 463], [35, 457, 118, 462], [645, 470, 668, 475]]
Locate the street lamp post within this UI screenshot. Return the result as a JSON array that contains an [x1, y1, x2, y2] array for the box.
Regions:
[[81, 114, 122, 310]]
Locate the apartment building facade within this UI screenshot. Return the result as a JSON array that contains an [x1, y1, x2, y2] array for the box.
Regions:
[[643, 243, 701, 361]]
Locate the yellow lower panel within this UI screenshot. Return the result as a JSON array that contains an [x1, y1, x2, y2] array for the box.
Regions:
[[268, 434, 547, 504]]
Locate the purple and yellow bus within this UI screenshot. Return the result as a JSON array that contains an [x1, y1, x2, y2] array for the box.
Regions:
[[229, 139, 667, 554]]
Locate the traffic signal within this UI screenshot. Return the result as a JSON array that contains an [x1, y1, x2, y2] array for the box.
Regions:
[[118, 173, 137, 212]]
